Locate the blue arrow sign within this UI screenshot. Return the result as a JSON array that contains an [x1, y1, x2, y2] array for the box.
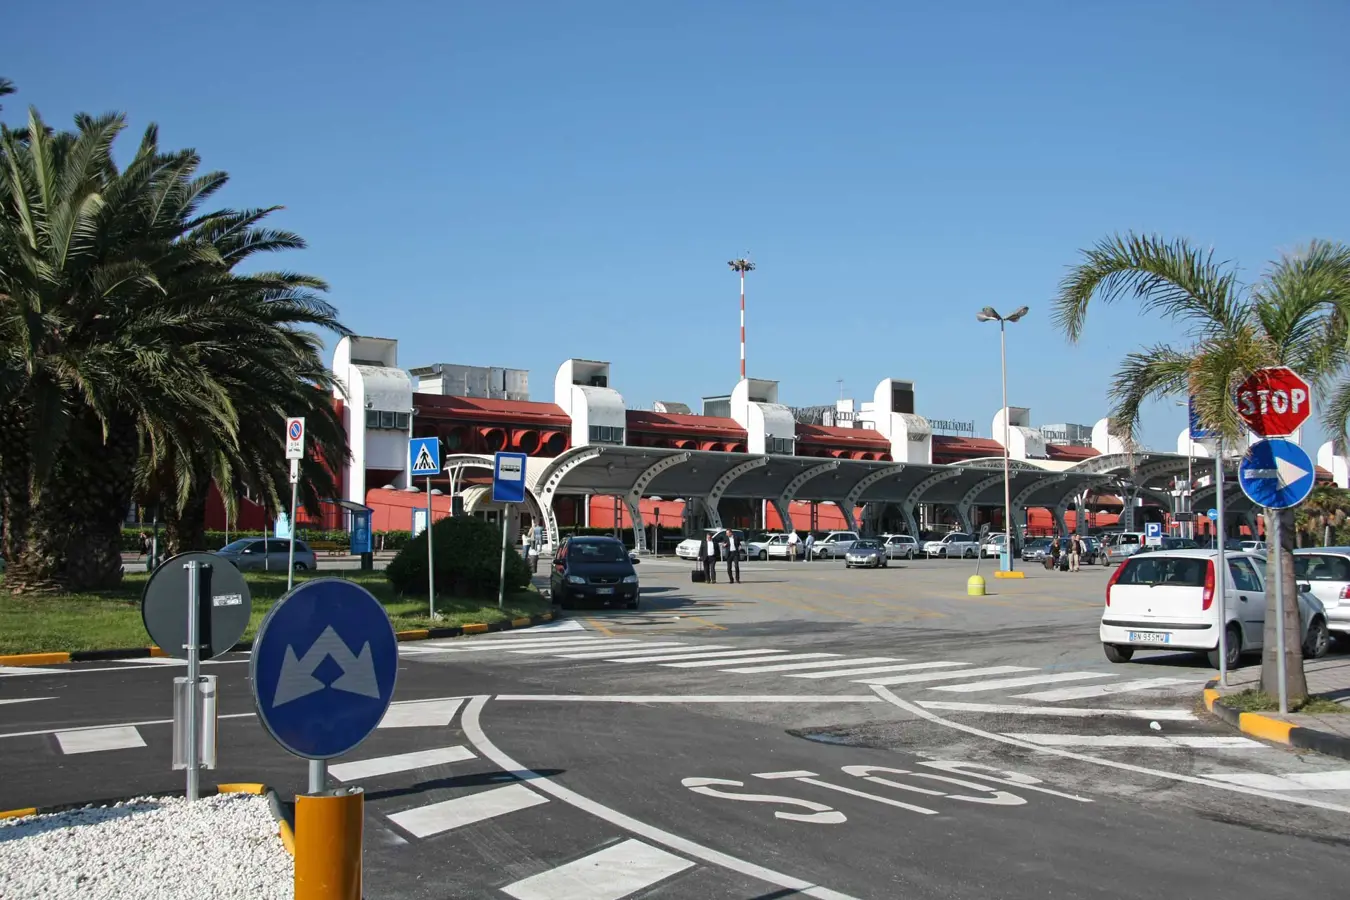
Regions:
[[409, 437, 441, 478], [251, 579, 398, 760], [1238, 439, 1315, 511], [493, 451, 528, 504], [1207, 509, 1219, 521]]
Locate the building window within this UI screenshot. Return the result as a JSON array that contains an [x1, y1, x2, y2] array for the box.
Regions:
[[767, 436, 794, 455], [589, 425, 625, 445], [365, 409, 411, 431]]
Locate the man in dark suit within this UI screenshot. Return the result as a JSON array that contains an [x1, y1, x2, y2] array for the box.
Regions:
[[723, 529, 741, 583], [697, 531, 717, 583]]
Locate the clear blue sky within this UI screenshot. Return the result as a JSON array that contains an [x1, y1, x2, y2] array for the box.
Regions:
[[6, 0, 1349, 449]]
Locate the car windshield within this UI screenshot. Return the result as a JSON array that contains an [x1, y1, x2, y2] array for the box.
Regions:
[[853, 540, 881, 549], [570, 542, 629, 563], [1118, 556, 1208, 587], [1115, 534, 1140, 545], [1027, 539, 1051, 548], [220, 539, 255, 553], [946, 534, 970, 542]]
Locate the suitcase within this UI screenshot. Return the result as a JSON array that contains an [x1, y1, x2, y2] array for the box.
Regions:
[[691, 568, 707, 583]]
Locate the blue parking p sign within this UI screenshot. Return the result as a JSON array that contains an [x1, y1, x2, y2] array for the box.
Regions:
[[493, 451, 528, 504]]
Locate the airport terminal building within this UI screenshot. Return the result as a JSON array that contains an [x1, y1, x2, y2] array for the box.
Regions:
[[250, 335, 1338, 551]]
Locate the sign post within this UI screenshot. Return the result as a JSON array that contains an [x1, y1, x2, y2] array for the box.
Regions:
[[251, 578, 397, 895], [1238, 437, 1316, 714], [142, 552, 251, 802], [409, 437, 442, 617], [285, 417, 306, 591], [493, 452, 529, 608], [1213, 437, 1229, 686]]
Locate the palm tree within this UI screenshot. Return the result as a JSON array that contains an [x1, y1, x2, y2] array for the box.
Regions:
[[1054, 234, 1350, 703], [0, 78, 14, 110], [1295, 484, 1350, 547], [0, 108, 347, 591]]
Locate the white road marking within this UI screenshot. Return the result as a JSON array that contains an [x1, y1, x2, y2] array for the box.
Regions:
[[875, 684, 1350, 815], [54, 725, 146, 754], [557, 644, 713, 660], [854, 665, 1034, 686], [107, 657, 187, 665], [387, 783, 548, 838], [1006, 734, 1265, 749], [1014, 677, 1199, 702], [1202, 771, 1350, 791], [0, 712, 257, 740], [510, 641, 649, 656], [378, 698, 464, 729], [0, 666, 65, 676], [0, 660, 249, 677], [931, 671, 1114, 694], [918, 701, 1196, 721], [0, 697, 53, 706], [493, 695, 882, 704], [462, 697, 861, 900], [412, 637, 607, 653], [501, 838, 695, 900], [786, 661, 969, 680], [513, 619, 586, 633], [615, 649, 794, 664], [330, 746, 476, 781], [721, 657, 902, 674], [662, 653, 841, 670]]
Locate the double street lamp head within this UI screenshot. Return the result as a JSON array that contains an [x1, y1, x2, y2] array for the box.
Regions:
[[976, 305, 1030, 324]]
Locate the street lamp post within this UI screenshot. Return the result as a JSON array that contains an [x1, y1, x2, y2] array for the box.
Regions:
[[977, 305, 1029, 572], [728, 257, 755, 381]]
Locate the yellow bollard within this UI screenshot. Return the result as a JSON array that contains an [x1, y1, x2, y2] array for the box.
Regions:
[[295, 787, 364, 900], [967, 574, 986, 596]]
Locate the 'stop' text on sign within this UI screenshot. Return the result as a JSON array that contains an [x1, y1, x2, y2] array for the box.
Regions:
[[1236, 367, 1311, 439]]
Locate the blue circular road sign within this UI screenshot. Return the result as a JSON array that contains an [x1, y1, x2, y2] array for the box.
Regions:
[[1207, 509, 1219, 521], [1237, 439, 1316, 511], [250, 578, 398, 760]]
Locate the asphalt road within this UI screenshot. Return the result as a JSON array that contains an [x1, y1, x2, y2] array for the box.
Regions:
[[4, 555, 1349, 899]]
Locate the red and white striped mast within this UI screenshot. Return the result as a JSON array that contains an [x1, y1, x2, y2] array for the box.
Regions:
[[728, 257, 755, 380]]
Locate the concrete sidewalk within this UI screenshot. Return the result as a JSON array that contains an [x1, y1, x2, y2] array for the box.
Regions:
[[1207, 656, 1350, 759]]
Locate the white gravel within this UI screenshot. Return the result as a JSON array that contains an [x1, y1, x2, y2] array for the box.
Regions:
[[0, 792, 292, 900]]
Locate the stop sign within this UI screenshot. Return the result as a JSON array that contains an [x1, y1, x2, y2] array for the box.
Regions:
[[1236, 366, 1311, 437]]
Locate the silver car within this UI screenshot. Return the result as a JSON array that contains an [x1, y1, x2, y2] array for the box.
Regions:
[[844, 539, 889, 569], [216, 538, 317, 572]]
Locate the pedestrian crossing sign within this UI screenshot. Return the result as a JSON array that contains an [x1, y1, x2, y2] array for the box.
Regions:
[[409, 437, 441, 478]]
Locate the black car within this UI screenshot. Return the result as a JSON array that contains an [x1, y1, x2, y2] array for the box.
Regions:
[[550, 536, 640, 610]]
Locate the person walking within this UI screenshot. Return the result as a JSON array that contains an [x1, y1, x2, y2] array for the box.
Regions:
[[804, 532, 816, 562], [1049, 535, 1061, 571], [1069, 534, 1082, 572], [787, 530, 800, 562], [698, 530, 718, 584], [724, 529, 741, 584]]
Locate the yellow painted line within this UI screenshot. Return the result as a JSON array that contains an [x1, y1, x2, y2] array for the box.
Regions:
[[586, 617, 616, 637], [396, 630, 431, 642], [0, 807, 37, 820], [511, 617, 531, 628], [0, 652, 70, 667], [1238, 712, 1296, 744], [149, 646, 171, 658], [1203, 688, 1220, 712], [994, 571, 1026, 579], [216, 783, 266, 795], [462, 623, 489, 635], [685, 615, 727, 631]]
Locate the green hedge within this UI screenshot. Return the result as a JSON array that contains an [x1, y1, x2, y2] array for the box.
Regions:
[[385, 517, 531, 599], [120, 528, 351, 552]]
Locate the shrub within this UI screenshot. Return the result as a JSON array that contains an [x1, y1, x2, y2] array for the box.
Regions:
[[385, 517, 531, 599]]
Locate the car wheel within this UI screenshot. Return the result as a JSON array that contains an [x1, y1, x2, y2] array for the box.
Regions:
[[1103, 644, 1134, 663], [964, 549, 975, 559], [939, 549, 947, 558], [293, 562, 308, 572], [625, 600, 639, 611], [907, 550, 914, 560], [1304, 616, 1331, 660], [1207, 625, 1242, 670]]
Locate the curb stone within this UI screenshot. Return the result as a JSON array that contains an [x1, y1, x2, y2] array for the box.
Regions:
[[1204, 679, 1350, 762], [0, 612, 556, 668], [0, 783, 294, 854]]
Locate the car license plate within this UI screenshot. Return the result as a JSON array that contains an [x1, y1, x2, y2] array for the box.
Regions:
[[596, 587, 614, 595], [1128, 631, 1170, 643]]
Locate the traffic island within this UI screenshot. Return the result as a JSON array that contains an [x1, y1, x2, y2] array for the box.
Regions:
[[1203, 658, 1350, 761]]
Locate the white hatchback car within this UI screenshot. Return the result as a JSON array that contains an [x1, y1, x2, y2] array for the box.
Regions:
[[881, 534, 919, 560], [1100, 549, 1330, 668], [810, 531, 860, 560], [1293, 548, 1350, 641]]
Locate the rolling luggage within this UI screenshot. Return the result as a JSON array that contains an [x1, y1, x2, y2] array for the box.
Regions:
[[691, 568, 707, 583]]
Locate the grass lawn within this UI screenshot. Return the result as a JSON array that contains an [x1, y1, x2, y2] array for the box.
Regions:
[[0, 569, 552, 654], [1222, 688, 1348, 715]]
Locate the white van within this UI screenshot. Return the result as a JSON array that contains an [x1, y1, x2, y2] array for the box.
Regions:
[[1100, 549, 1330, 668], [1102, 532, 1146, 563]]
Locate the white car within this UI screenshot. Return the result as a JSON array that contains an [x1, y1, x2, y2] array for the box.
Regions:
[[981, 533, 1012, 558], [809, 531, 860, 560], [1102, 532, 1146, 563], [1293, 548, 1350, 640], [922, 532, 981, 559], [675, 529, 748, 561], [1241, 540, 1268, 553], [1101, 549, 1330, 668], [881, 534, 919, 560], [747, 533, 794, 560]]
